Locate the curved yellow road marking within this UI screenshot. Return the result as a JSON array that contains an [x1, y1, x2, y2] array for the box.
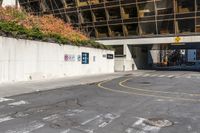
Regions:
[[119, 78, 200, 97], [97, 80, 200, 102]]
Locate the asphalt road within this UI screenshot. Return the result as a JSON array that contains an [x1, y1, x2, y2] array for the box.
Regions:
[[0, 70, 200, 133]]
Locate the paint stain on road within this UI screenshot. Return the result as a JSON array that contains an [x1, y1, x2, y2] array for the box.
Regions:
[[0, 98, 13, 103], [8, 100, 29, 106], [125, 117, 161, 133], [0, 116, 14, 123]]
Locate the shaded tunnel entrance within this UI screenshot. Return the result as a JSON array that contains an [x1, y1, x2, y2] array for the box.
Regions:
[[112, 43, 200, 71], [150, 43, 200, 70]]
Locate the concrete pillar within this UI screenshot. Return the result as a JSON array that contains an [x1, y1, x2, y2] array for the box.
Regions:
[[148, 44, 160, 67], [123, 44, 135, 71], [124, 44, 132, 60], [149, 50, 160, 67]]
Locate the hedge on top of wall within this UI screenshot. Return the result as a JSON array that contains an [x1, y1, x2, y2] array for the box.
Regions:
[[0, 7, 112, 50]]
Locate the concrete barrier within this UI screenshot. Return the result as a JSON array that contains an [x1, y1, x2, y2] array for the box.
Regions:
[[0, 37, 114, 83]]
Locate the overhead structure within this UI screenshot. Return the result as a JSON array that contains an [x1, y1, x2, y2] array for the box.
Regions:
[[18, 0, 200, 39]]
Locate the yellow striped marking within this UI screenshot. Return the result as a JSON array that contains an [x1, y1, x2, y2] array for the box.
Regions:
[[119, 78, 200, 97], [97, 79, 200, 102]]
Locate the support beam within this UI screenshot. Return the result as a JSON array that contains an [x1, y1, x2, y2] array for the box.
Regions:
[[97, 35, 200, 46]]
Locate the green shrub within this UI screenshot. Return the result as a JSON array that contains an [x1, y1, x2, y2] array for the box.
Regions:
[[0, 20, 111, 50]]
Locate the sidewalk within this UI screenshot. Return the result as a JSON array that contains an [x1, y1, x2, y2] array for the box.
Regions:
[[0, 72, 131, 97], [153, 65, 200, 71]]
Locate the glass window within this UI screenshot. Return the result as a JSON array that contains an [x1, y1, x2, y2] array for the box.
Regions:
[[177, 0, 195, 13], [107, 7, 121, 20], [140, 22, 157, 35], [177, 19, 195, 33], [96, 26, 109, 38], [196, 18, 200, 33], [197, 0, 200, 11], [110, 25, 124, 37], [138, 2, 155, 17], [122, 5, 138, 19], [157, 20, 174, 34], [93, 9, 106, 21], [81, 11, 93, 22], [156, 0, 173, 15], [125, 23, 139, 36]]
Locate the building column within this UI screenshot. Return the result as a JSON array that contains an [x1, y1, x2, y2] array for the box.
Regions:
[[123, 44, 135, 71]]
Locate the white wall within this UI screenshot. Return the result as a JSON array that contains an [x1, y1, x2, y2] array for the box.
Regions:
[[114, 57, 133, 71], [0, 37, 114, 83], [114, 45, 149, 71]]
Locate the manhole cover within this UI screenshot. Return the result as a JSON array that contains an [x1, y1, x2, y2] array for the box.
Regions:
[[144, 118, 173, 127], [139, 82, 151, 85]]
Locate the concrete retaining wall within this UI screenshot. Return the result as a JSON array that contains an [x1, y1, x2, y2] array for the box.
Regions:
[[0, 37, 114, 83]]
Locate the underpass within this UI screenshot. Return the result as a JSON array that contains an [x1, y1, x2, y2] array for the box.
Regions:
[[98, 35, 200, 71]]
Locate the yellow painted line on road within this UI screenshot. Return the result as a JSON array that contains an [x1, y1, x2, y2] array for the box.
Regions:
[[119, 78, 200, 97], [97, 79, 200, 102]]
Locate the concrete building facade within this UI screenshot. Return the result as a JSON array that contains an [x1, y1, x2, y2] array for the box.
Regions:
[[18, 0, 200, 38], [18, 0, 200, 71]]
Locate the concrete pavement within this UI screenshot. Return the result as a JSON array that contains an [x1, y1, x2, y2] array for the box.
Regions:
[[0, 70, 200, 133], [0, 72, 131, 97], [0, 70, 199, 98]]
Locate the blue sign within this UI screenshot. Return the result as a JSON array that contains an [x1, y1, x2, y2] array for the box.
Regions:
[[82, 52, 89, 64], [77, 55, 81, 61]]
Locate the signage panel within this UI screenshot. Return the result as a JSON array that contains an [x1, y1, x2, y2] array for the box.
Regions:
[[82, 52, 89, 64], [107, 54, 114, 59], [64, 54, 76, 61]]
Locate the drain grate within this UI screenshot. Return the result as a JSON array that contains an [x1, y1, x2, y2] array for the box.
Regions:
[[144, 118, 173, 128]]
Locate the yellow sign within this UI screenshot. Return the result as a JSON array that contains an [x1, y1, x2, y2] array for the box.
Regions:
[[175, 36, 181, 43]]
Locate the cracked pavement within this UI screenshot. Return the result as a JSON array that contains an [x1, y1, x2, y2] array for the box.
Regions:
[[0, 70, 200, 133]]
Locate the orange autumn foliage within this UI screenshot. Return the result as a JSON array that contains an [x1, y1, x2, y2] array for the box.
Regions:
[[0, 6, 88, 42], [21, 15, 88, 42]]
